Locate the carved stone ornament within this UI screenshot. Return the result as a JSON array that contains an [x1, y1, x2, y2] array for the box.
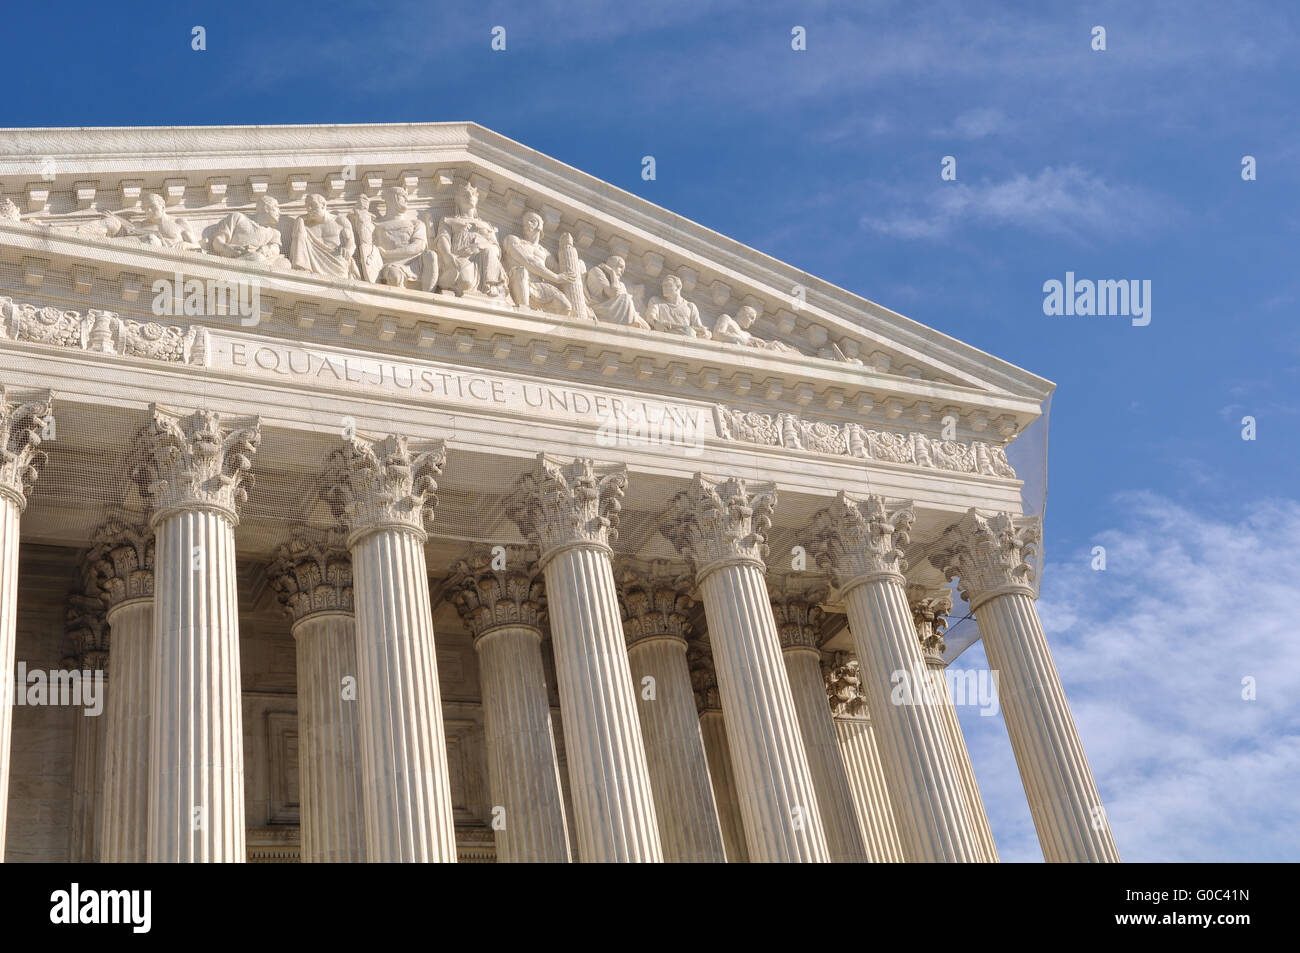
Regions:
[[505, 454, 628, 558], [446, 543, 546, 639], [268, 526, 354, 624], [929, 509, 1041, 609], [323, 433, 447, 543], [808, 491, 915, 588], [87, 515, 155, 609], [0, 385, 53, 508], [130, 405, 261, 523], [65, 592, 110, 672], [907, 586, 954, 665], [614, 558, 696, 647], [687, 637, 721, 713], [661, 474, 777, 578], [0, 295, 209, 367], [767, 574, 829, 652], [822, 652, 867, 719]]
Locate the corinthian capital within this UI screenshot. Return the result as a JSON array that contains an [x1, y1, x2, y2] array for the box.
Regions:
[[807, 491, 914, 589], [268, 527, 353, 625], [615, 559, 695, 647], [505, 454, 627, 559], [768, 574, 829, 652], [0, 386, 53, 509], [88, 516, 154, 609], [446, 544, 546, 638], [687, 637, 721, 713], [929, 509, 1041, 609], [65, 592, 109, 672], [131, 405, 261, 523], [324, 433, 446, 543], [661, 474, 777, 578], [822, 651, 867, 719], [907, 586, 953, 665]]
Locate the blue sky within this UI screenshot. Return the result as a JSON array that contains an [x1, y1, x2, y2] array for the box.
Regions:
[[5, 0, 1297, 860]]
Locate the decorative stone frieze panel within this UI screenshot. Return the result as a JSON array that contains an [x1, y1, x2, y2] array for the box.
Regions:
[[0, 295, 209, 365]]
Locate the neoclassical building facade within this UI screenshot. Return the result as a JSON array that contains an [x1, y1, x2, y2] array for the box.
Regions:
[[0, 122, 1118, 863]]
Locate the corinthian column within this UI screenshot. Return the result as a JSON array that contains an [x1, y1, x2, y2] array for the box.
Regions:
[[0, 386, 51, 862], [325, 433, 457, 863], [823, 653, 905, 862], [931, 510, 1120, 862], [268, 528, 364, 863], [134, 405, 260, 862], [769, 576, 868, 863], [507, 455, 662, 862], [909, 587, 999, 862], [447, 544, 570, 863], [809, 492, 981, 862], [65, 592, 109, 862], [88, 517, 154, 863], [662, 476, 828, 863], [615, 560, 726, 862], [688, 640, 749, 863]]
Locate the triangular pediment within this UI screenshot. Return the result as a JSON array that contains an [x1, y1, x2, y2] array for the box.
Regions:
[[0, 122, 1051, 444]]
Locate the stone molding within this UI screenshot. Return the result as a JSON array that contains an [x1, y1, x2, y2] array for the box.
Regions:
[[661, 474, 777, 580], [130, 404, 261, 524], [87, 515, 155, 609], [0, 385, 52, 508], [446, 543, 546, 639], [0, 294, 209, 366], [929, 509, 1041, 609], [808, 491, 915, 590], [267, 526, 354, 625], [324, 433, 446, 545], [505, 454, 627, 560], [613, 558, 695, 647]]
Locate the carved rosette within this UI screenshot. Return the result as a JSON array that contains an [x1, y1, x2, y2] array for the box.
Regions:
[[65, 592, 109, 672], [614, 559, 695, 648], [505, 454, 627, 560], [767, 574, 829, 652], [268, 527, 354, 625], [446, 544, 546, 639], [822, 652, 867, 719], [0, 386, 53, 509], [661, 475, 777, 580], [686, 638, 721, 713], [324, 433, 446, 544], [907, 586, 954, 666], [808, 491, 915, 590], [131, 405, 261, 524], [929, 509, 1041, 609], [88, 517, 155, 609]]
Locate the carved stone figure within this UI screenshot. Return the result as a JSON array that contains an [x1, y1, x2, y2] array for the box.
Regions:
[[432, 181, 505, 296], [86, 193, 201, 250], [585, 255, 648, 328], [503, 210, 573, 314], [712, 305, 793, 351], [372, 186, 434, 291], [644, 274, 709, 338], [0, 198, 20, 223], [351, 193, 384, 283], [289, 193, 357, 280], [208, 195, 288, 268]]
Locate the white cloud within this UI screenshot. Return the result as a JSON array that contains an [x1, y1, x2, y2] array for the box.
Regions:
[[957, 491, 1300, 861], [860, 165, 1167, 241]]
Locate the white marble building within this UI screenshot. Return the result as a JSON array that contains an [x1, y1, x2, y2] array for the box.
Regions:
[[0, 122, 1117, 863]]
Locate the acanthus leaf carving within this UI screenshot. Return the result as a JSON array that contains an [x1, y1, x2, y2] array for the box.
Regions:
[[807, 491, 915, 587], [0, 385, 53, 507], [88, 515, 155, 609], [446, 543, 546, 638], [614, 558, 696, 647], [505, 454, 627, 558], [929, 509, 1041, 608], [130, 405, 261, 522], [323, 432, 446, 542], [661, 474, 777, 576], [267, 526, 354, 624]]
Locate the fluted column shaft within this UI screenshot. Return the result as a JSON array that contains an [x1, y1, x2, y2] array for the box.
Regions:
[[540, 544, 662, 861], [923, 657, 999, 861], [977, 591, 1120, 862], [782, 645, 869, 862], [834, 714, 905, 861], [99, 600, 151, 862], [293, 612, 365, 862], [626, 634, 725, 862], [698, 563, 828, 861], [476, 624, 571, 862], [698, 710, 749, 862], [351, 527, 456, 862], [148, 507, 246, 862], [841, 578, 982, 861], [70, 687, 108, 861]]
